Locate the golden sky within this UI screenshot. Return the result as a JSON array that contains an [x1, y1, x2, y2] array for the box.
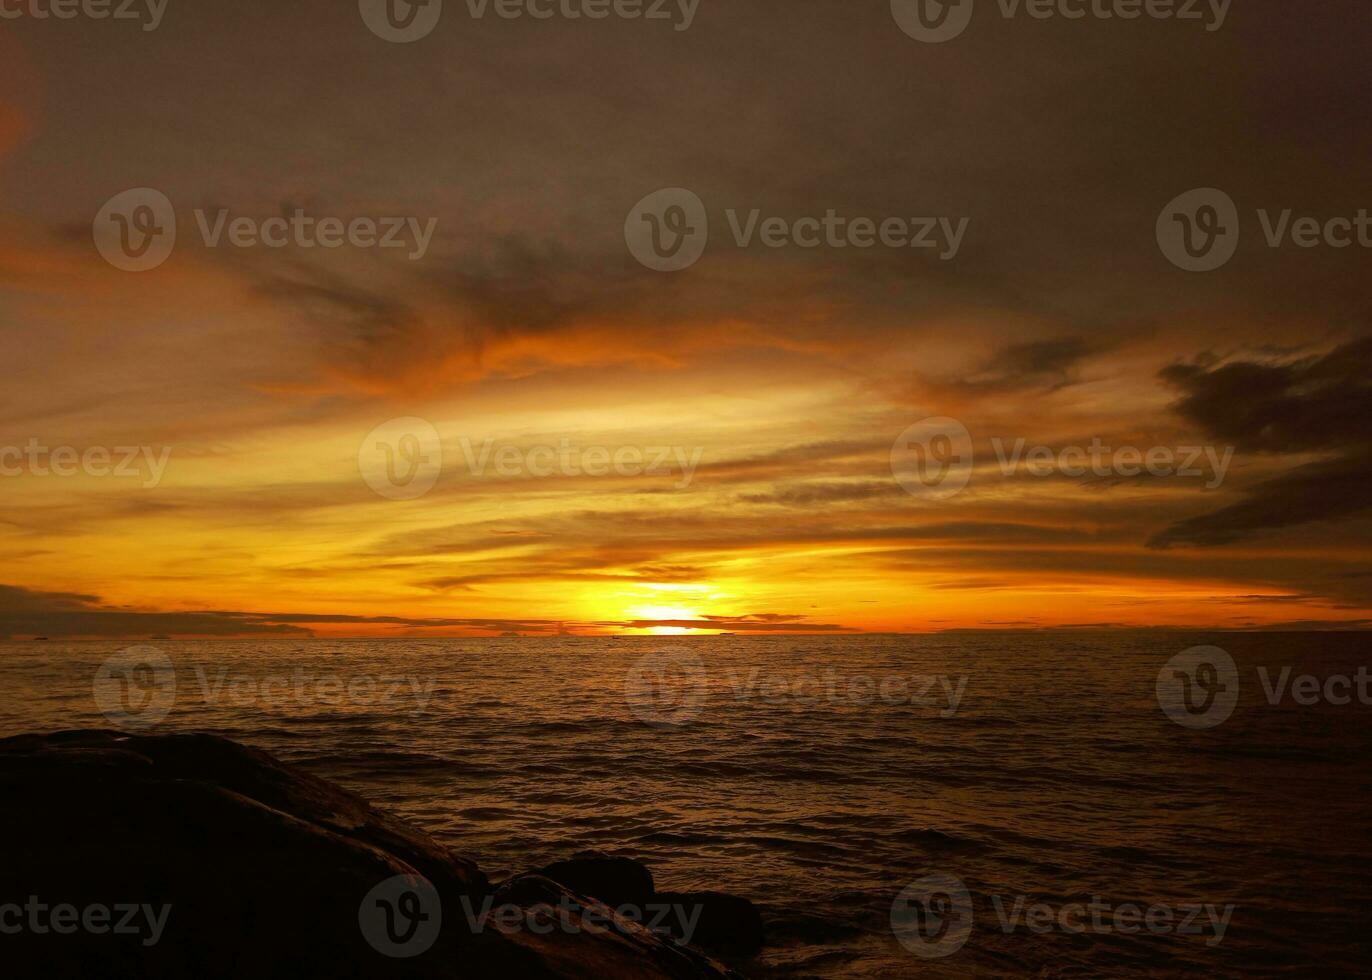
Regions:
[[1, 2, 1369, 637]]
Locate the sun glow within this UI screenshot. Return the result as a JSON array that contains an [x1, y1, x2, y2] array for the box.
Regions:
[[625, 602, 701, 635]]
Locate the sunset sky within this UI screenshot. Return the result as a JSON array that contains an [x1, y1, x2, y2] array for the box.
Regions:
[[1, 1, 1369, 637]]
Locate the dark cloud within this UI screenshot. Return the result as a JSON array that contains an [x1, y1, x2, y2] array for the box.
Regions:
[[1149, 453, 1372, 548], [957, 337, 1097, 393], [20, 0, 1372, 339], [1160, 338, 1372, 453], [0, 584, 310, 638], [254, 265, 419, 345], [1151, 339, 1372, 547], [0, 584, 575, 638], [0, 584, 101, 612], [434, 235, 642, 334]]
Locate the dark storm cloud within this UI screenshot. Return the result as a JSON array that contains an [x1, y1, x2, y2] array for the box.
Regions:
[[1160, 338, 1372, 453], [1151, 339, 1372, 547], [1150, 453, 1372, 548]]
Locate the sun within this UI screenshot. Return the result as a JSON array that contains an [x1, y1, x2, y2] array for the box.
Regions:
[[625, 603, 700, 635]]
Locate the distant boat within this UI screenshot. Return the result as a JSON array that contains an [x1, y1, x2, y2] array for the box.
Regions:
[[32, 637, 49, 641], [499, 631, 521, 637]]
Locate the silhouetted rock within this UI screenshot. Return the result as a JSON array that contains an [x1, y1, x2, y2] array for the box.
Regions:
[[655, 892, 765, 957], [534, 850, 656, 908], [0, 731, 744, 980], [531, 851, 764, 960], [484, 874, 746, 979]]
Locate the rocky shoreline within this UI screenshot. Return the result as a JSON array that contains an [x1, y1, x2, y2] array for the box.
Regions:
[[0, 730, 764, 978]]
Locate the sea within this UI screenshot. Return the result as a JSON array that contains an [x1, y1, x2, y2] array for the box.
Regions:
[[2, 632, 1369, 977]]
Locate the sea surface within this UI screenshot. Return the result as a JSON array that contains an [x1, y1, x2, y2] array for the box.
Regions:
[[2, 633, 1369, 977]]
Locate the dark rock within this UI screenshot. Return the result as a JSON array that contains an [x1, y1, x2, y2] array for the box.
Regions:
[[0, 731, 742, 980], [654, 892, 765, 958], [534, 850, 656, 908], [481, 874, 746, 979]]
